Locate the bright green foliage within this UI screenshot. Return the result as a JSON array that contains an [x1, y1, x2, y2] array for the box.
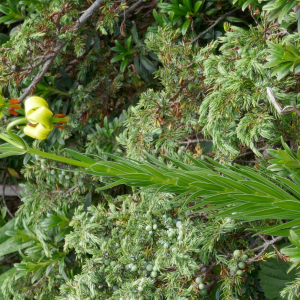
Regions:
[[120, 28, 204, 158], [57, 194, 241, 299], [281, 231, 300, 273], [199, 25, 298, 156], [156, 0, 206, 35], [268, 137, 300, 176], [2, 0, 300, 299], [265, 35, 300, 79], [86, 115, 125, 156]]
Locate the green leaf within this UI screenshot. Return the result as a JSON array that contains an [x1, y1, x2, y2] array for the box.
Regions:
[[225, 16, 248, 25], [153, 9, 164, 26], [94, 34, 101, 52], [0, 5, 10, 14], [181, 19, 190, 35], [274, 200, 300, 212], [194, 1, 202, 13], [183, 0, 192, 11], [0, 237, 33, 256], [64, 149, 96, 164], [110, 53, 127, 63], [140, 55, 157, 73], [126, 36, 132, 49], [131, 24, 139, 44], [115, 40, 127, 52], [273, 62, 293, 79], [120, 56, 130, 72], [259, 258, 297, 299]]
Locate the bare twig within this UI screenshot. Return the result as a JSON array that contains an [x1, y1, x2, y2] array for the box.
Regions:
[[124, 0, 145, 17], [50, 185, 78, 194], [1, 174, 14, 218], [236, 146, 267, 158], [232, 160, 259, 164], [192, 8, 240, 43], [267, 87, 300, 116], [247, 236, 284, 264], [18, 0, 103, 101], [179, 138, 212, 145]]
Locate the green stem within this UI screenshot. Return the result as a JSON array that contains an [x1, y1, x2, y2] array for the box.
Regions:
[[7, 118, 28, 132], [28, 148, 92, 169], [0, 133, 22, 148], [6, 117, 28, 149]]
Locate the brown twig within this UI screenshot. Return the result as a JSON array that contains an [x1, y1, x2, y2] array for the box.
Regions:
[[236, 146, 267, 158], [50, 185, 78, 194], [247, 235, 284, 264], [179, 138, 212, 145], [124, 0, 145, 17], [192, 8, 240, 43], [267, 87, 300, 117], [18, 0, 103, 101]]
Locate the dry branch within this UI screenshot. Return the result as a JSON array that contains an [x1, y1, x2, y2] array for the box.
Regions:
[[19, 0, 103, 101], [192, 8, 240, 43]]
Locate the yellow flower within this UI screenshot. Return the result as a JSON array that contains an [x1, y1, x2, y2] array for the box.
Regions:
[[23, 96, 68, 140]]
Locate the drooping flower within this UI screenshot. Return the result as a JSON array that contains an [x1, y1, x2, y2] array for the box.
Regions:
[[23, 96, 68, 140]]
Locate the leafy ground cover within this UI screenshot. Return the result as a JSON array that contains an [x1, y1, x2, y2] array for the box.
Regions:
[[1, 0, 300, 299]]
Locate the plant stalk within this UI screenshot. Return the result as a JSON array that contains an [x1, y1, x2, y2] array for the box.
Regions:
[[28, 148, 92, 169]]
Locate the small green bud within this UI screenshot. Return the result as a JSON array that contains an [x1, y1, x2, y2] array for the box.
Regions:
[[176, 221, 182, 228], [131, 265, 138, 272], [153, 224, 158, 230], [110, 261, 116, 267], [199, 289, 207, 295], [199, 283, 205, 290], [146, 225, 152, 231], [230, 265, 238, 272], [146, 264, 153, 271], [233, 250, 241, 258], [241, 254, 248, 262], [151, 271, 157, 277], [168, 231, 175, 238], [50, 170, 55, 175], [195, 277, 203, 284], [236, 270, 243, 276], [238, 262, 246, 269], [104, 259, 110, 266]]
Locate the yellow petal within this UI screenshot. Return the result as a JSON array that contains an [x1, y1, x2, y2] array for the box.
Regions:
[[24, 123, 53, 140], [25, 96, 49, 116], [23, 125, 36, 139], [27, 106, 53, 127]]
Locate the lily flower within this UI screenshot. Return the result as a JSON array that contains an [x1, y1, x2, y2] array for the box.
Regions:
[[23, 96, 68, 140]]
